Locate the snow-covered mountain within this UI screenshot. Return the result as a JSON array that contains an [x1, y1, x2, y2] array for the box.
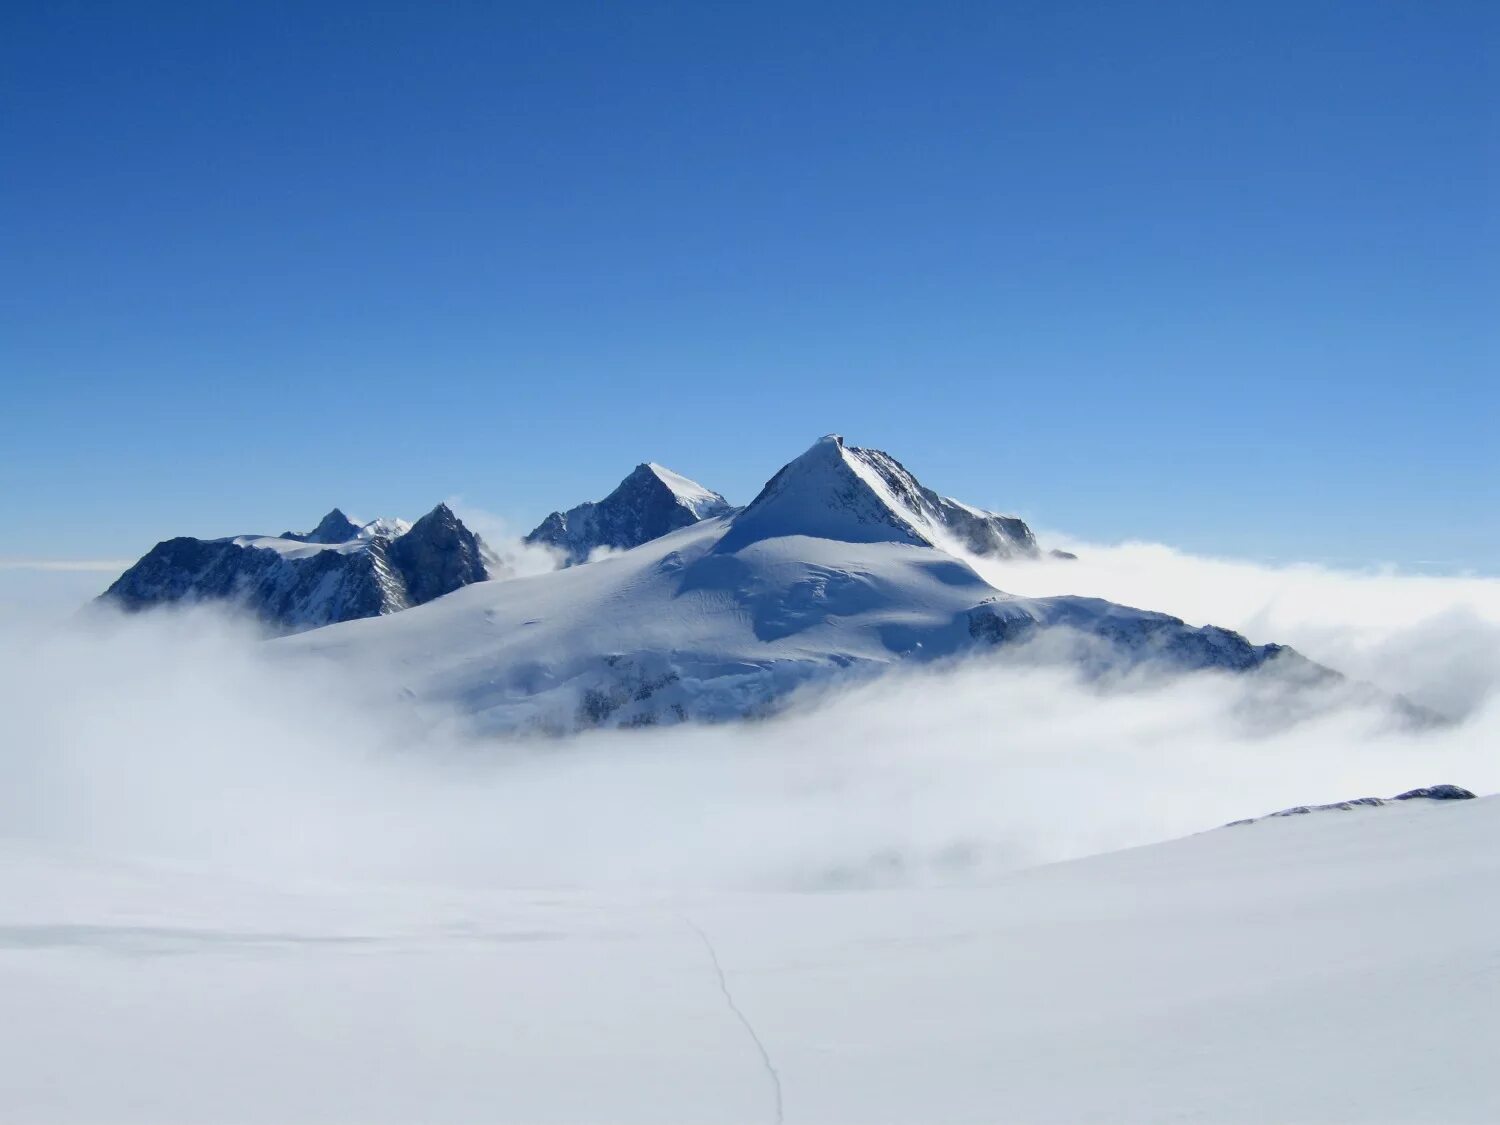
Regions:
[[101, 504, 490, 634], [287, 436, 1326, 732], [526, 462, 732, 565]]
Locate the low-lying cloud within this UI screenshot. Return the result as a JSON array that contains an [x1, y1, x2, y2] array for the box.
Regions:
[[0, 539, 1495, 893], [445, 501, 564, 578], [974, 538, 1500, 718]]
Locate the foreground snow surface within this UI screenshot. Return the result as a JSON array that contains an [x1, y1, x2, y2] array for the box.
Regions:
[[5, 796, 1496, 1124]]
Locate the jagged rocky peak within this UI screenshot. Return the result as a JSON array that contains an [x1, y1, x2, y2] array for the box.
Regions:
[[526, 462, 731, 566], [280, 508, 362, 544], [389, 503, 489, 605], [717, 434, 1040, 558], [101, 502, 492, 635]]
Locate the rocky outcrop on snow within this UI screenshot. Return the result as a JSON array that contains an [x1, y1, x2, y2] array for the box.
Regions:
[[526, 463, 731, 566], [101, 504, 491, 634], [1225, 785, 1476, 826], [1391, 784, 1476, 801]]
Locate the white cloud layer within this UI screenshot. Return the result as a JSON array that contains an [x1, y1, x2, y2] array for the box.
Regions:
[[1, 539, 1495, 893], [971, 538, 1500, 718]]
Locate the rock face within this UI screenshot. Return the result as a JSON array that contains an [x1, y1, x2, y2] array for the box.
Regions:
[[100, 505, 491, 634], [387, 503, 489, 606], [717, 435, 1041, 558], [526, 463, 731, 566]]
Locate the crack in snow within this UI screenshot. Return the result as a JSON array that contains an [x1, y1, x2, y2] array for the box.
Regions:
[[684, 917, 785, 1125]]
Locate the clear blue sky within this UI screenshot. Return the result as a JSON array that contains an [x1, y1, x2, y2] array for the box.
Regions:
[[3, 1, 1495, 570]]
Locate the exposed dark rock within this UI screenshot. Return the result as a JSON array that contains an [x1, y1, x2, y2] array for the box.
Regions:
[[1393, 785, 1476, 802], [281, 508, 360, 544], [100, 504, 491, 635], [387, 503, 489, 606], [1227, 785, 1479, 826], [527, 463, 730, 566]]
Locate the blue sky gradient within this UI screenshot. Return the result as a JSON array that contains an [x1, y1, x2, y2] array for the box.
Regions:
[[2, 1, 1495, 569]]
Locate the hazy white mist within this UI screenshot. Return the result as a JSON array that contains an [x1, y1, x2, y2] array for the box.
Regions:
[[1, 538, 1495, 892]]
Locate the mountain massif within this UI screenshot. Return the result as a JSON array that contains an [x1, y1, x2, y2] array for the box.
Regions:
[[99, 434, 1369, 732], [283, 436, 1327, 732], [101, 503, 490, 634]]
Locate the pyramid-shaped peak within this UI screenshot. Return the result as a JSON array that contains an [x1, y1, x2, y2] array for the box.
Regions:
[[718, 435, 1040, 560], [776, 434, 848, 465], [717, 436, 925, 552], [404, 502, 468, 537], [526, 462, 730, 566], [387, 503, 490, 605], [632, 463, 729, 518], [290, 508, 361, 544]]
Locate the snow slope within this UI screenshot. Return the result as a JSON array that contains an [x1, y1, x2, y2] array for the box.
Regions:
[[287, 438, 1319, 732], [3, 791, 1493, 1123], [289, 510, 1312, 731]]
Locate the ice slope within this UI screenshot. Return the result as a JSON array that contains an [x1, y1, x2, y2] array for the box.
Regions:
[[101, 504, 489, 635], [2, 792, 1494, 1123], [526, 461, 732, 565]]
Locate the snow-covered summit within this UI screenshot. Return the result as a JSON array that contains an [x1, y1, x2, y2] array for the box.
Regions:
[[101, 503, 490, 634], [718, 435, 1039, 558], [526, 462, 731, 565], [641, 463, 727, 518]]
